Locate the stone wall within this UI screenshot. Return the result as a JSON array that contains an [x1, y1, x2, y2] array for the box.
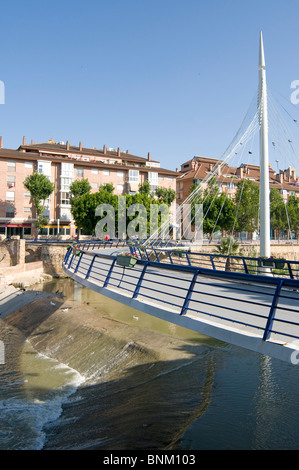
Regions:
[[0, 238, 26, 267]]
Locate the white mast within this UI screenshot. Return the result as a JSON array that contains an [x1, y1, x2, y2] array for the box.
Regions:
[[258, 31, 271, 257]]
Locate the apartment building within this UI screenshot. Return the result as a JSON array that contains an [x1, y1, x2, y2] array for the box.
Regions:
[[176, 155, 299, 202], [0, 137, 177, 238]]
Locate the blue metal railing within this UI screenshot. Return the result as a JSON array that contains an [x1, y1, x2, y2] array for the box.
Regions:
[[63, 242, 299, 348], [130, 245, 299, 280]]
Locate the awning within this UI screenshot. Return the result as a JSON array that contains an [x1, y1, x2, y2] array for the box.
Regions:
[[0, 224, 32, 227]]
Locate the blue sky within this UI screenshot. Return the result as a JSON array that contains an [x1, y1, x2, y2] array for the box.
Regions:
[[0, 0, 299, 171]]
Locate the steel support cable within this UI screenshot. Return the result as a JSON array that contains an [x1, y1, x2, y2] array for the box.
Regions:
[[145, 92, 260, 247], [178, 113, 261, 244]]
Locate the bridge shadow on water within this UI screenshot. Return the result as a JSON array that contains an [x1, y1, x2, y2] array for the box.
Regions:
[[42, 345, 216, 450]]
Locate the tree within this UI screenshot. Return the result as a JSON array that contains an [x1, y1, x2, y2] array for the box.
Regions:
[[69, 178, 91, 198], [69, 179, 92, 238], [234, 179, 259, 235], [213, 236, 240, 271], [71, 187, 118, 236], [286, 194, 299, 238], [23, 172, 55, 238], [270, 188, 287, 239], [138, 181, 151, 195], [155, 186, 176, 206]]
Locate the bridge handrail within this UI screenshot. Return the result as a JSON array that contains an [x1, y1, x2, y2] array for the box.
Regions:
[[63, 242, 299, 348], [130, 244, 299, 280]]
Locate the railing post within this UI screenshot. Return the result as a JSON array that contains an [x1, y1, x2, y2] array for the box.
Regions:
[[132, 262, 149, 299], [263, 280, 284, 341], [185, 253, 192, 267], [104, 258, 116, 287], [85, 255, 96, 280], [74, 251, 84, 273], [180, 268, 199, 316], [210, 255, 216, 270], [286, 262, 294, 279], [242, 258, 249, 274]]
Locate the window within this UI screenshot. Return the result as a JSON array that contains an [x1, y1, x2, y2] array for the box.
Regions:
[[91, 182, 98, 189], [61, 177, 73, 191], [148, 172, 158, 186], [24, 192, 31, 198], [61, 162, 74, 177], [38, 161, 51, 177], [129, 170, 139, 183], [158, 175, 164, 181], [6, 191, 15, 202], [24, 207, 32, 213], [117, 184, 124, 191], [25, 161, 33, 169], [6, 206, 14, 217], [227, 182, 235, 189], [168, 176, 174, 182], [61, 192, 71, 205], [7, 175, 16, 188], [7, 161, 16, 172], [91, 168, 99, 175], [103, 169, 110, 176], [117, 171, 124, 180], [76, 167, 84, 178]]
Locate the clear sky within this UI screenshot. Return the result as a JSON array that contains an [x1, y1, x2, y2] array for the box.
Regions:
[[0, 0, 299, 171]]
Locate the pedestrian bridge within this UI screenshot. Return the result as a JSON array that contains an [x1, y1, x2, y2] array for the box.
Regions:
[[62, 241, 299, 365]]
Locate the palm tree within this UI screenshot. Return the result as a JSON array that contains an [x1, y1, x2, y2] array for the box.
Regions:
[[213, 237, 240, 271]]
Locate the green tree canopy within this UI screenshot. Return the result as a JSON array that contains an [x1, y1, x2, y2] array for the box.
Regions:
[[270, 188, 287, 238], [23, 172, 55, 236], [69, 178, 91, 198], [234, 179, 259, 234], [155, 186, 176, 206]]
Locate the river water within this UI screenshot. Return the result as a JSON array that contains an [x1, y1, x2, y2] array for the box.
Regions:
[[1, 278, 299, 450]]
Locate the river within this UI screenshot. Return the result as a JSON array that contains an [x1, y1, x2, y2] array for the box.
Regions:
[[1, 278, 299, 450]]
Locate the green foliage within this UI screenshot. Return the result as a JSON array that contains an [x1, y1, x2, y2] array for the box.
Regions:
[[234, 179, 259, 233], [270, 188, 287, 237], [71, 189, 118, 235], [155, 186, 176, 206], [287, 194, 299, 234], [69, 178, 91, 198], [23, 172, 55, 233], [138, 181, 151, 195]]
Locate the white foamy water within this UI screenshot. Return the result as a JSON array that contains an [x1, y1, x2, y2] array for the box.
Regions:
[[0, 335, 85, 450]]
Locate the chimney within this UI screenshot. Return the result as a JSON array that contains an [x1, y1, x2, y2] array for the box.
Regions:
[[176, 168, 178, 172], [31, 139, 34, 145], [79, 141, 82, 151], [22, 136, 26, 146], [103, 145, 107, 155], [117, 147, 121, 157], [147, 152, 151, 161], [0, 136, 2, 148], [126, 150, 129, 154], [66, 140, 70, 150], [237, 167, 244, 179]]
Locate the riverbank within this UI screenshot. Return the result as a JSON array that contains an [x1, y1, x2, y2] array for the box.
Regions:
[[1, 283, 215, 450]]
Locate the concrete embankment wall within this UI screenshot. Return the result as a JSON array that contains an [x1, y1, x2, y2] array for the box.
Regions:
[[0, 239, 69, 287]]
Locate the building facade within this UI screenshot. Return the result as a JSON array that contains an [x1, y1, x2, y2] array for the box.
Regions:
[[0, 137, 177, 238], [176, 155, 299, 203]]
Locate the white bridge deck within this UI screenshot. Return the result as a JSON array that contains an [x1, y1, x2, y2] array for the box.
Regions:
[[63, 245, 299, 364]]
